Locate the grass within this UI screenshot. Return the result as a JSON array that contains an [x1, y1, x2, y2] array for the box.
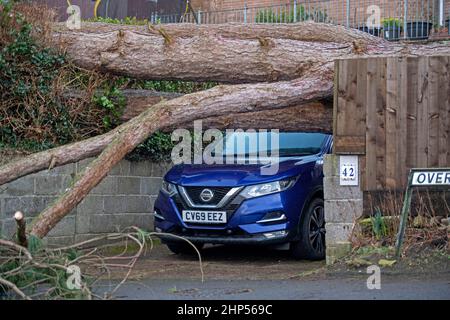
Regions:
[[352, 189, 448, 257]]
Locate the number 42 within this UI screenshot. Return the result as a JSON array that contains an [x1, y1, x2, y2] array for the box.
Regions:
[[342, 166, 355, 177]]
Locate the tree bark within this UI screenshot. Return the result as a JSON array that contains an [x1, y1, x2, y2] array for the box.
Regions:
[[65, 89, 332, 127], [54, 22, 450, 83], [54, 22, 388, 83], [14, 211, 28, 248], [30, 72, 333, 238], [116, 90, 333, 131], [166, 101, 332, 133]]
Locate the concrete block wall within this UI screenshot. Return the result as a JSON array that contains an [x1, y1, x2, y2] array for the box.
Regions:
[[0, 159, 171, 246], [323, 154, 363, 265]]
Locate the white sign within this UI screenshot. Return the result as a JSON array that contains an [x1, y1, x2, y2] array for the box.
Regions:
[[411, 170, 450, 186], [339, 155, 359, 186]]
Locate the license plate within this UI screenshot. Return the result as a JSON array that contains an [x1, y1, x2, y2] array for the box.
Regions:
[[182, 210, 227, 224]]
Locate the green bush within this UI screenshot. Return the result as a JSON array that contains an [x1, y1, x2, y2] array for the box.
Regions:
[[93, 86, 126, 130], [0, 3, 67, 148], [126, 131, 174, 162], [382, 18, 402, 29], [255, 5, 328, 23]]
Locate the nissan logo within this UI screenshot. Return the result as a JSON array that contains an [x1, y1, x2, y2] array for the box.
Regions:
[[200, 189, 214, 202]]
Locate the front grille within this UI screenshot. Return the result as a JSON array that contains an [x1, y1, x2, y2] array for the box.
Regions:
[[184, 186, 232, 205]]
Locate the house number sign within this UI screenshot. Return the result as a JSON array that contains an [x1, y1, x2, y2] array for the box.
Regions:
[[339, 155, 359, 186]]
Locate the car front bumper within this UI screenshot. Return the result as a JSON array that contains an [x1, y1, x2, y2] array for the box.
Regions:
[[155, 228, 291, 245]]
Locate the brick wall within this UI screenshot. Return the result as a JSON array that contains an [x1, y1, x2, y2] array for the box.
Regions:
[[33, 0, 447, 23], [0, 159, 171, 246]]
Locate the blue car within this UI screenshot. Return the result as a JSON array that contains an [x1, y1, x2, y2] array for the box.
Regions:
[[154, 131, 333, 260]]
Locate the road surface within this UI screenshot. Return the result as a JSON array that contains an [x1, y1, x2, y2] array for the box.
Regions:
[[95, 244, 450, 300], [99, 276, 450, 300]]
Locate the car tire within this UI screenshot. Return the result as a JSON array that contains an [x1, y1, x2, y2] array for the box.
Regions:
[[291, 198, 326, 260], [166, 242, 204, 255]]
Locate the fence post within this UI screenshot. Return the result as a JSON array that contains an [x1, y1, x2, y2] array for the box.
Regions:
[[395, 171, 413, 258], [197, 9, 201, 24], [346, 0, 350, 27], [293, 0, 297, 23], [403, 0, 408, 39]]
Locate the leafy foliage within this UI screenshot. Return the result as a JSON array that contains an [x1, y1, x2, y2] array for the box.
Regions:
[[0, 2, 124, 151], [128, 79, 217, 94], [255, 5, 328, 23], [93, 86, 126, 130], [86, 16, 149, 25], [0, 4, 217, 161], [382, 18, 402, 28], [0, 3, 65, 148], [0, 228, 177, 300], [371, 207, 388, 240], [0, 238, 90, 299], [126, 131, 174, 162]]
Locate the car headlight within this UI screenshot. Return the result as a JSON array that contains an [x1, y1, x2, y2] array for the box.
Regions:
[[161, 180, 177, 196], [240, 177, 297, 199]]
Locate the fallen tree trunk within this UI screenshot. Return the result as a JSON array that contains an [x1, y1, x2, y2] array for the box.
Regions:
[[116, 90, 333, 131], [55, 22, 450, 83], [118, 92, 332, 131], [30, 71, 333, 237], [55, 22, 387, 83], [168, 101, 332, 133], [65, 89, 332, 127], [0, 79, 332, 187]]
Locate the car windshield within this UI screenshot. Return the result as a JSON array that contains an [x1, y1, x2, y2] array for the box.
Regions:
[[218, 132, 328, 158]]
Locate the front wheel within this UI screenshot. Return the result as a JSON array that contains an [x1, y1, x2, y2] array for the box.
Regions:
[[166, 242, 204, 255], [291, 198, 326, 260]]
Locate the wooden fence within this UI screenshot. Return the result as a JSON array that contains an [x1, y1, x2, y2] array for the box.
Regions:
[[333, 55, 450, 191]]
